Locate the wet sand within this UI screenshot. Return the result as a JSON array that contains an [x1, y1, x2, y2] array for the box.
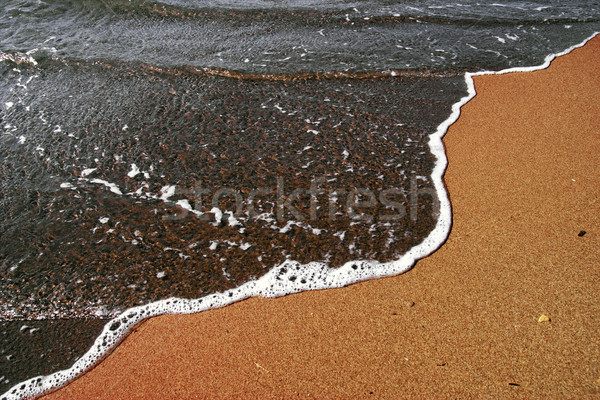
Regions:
[[43, 36, 600, 399]]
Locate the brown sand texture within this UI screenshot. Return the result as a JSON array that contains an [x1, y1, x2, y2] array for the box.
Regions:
[[43, 36, 600, 399]]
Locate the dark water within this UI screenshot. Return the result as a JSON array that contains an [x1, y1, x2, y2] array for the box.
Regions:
[[1, 0, 598, 73], [0, 0, 599, 396]]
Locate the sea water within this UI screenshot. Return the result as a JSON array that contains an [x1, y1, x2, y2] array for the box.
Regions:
[[0, 0, 598, 398]]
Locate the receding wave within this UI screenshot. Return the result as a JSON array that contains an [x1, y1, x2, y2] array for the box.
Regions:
[[0, 50, 463, 318]]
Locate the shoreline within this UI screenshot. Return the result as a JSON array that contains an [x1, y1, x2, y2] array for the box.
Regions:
[[9, 34, 600, 399]]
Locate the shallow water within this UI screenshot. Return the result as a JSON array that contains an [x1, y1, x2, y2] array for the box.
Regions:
[[0, 0, 599, 397], [1, 60, 464, 319]]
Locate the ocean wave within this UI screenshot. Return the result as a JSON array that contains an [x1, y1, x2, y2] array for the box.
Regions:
[[6, 0, 598, 25], [1, 0, 599, 74]]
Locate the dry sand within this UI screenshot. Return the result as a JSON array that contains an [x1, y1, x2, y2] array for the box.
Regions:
[[43, 36, 600, 399]]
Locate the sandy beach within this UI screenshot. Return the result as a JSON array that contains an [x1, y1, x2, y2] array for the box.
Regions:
[[42, 35, 600, 399]]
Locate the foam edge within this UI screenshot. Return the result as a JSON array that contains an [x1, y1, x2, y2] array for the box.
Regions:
[[2, 31, 598, 400]]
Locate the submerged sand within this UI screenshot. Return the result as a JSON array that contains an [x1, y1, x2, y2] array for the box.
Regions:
[[43, 36, 600, 399]]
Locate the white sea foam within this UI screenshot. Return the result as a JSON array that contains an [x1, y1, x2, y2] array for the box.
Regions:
[[90, 179, 123, 195], [159, 185, 176, 201], [80, 168, 97, 178], [3, 32, 598, 400], [127, 163, 140, 178], [59, 182, 76, 190]]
